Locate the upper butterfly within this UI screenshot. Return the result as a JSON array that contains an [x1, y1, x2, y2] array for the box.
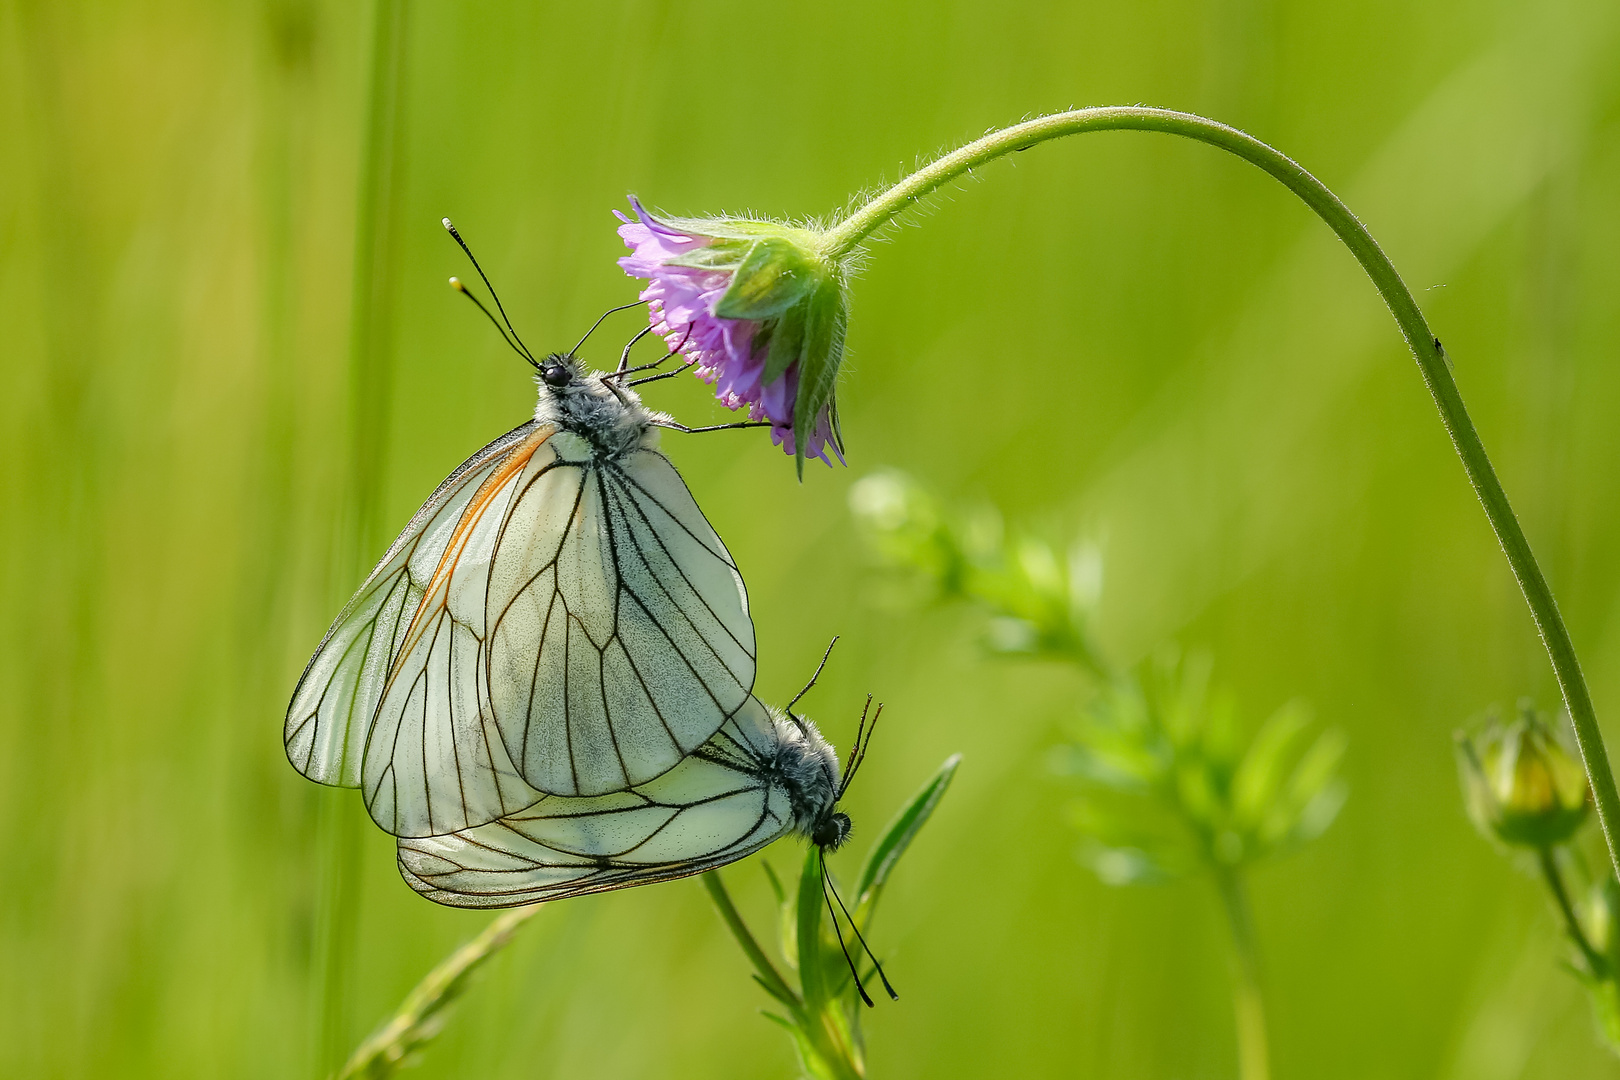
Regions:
[[285, 306, 757, 837]]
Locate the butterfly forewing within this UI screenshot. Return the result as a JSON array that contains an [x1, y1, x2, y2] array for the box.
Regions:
[[355, 425, 560, 835], [284, 421, 540, 790], [288, 418, 759, 838], [396, 696, 792, 908]]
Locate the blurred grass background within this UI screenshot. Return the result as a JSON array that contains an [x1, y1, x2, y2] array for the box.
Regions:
[[4, 0, 1620, 1076]]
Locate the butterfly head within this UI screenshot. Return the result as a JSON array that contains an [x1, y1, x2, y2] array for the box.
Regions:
[[533, 351, 654, 457], [538, 353, 574, 389]]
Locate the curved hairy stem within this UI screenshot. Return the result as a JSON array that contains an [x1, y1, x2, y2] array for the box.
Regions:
[[825, 107, 1620, 883]]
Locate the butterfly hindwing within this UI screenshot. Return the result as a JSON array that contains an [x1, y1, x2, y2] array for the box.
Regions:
[[396, 697, 793, 908]]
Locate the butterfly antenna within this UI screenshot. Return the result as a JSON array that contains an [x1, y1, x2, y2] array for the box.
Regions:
[[787, 637, 839, 718], [570, 300, 645, 358], [838, 695, 872, 795], [826, 857, 899, 1002], [849, 702, 883, 789], [839, 698, 883, 799], [821, 850, 875, 1008], [449, 278, 539, 370], [442, 218, 536, 363]]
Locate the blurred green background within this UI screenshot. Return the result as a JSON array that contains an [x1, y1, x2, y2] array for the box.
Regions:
[[5, 0, 1620, 1076]]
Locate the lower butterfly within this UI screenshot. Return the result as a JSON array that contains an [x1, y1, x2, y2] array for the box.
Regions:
[[398, 687, 880, 909]]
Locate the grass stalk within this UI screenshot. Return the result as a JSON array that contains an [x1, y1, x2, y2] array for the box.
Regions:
[[314, 0, 411, 1071], [1215, 865, 1270, 1080]]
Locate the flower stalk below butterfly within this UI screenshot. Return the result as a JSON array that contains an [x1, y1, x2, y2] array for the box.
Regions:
[[617, 198, 850, 476], [704, 753, 959, 1080]]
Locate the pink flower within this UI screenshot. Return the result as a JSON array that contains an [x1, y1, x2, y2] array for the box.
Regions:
[[616, 197, 849, 473]]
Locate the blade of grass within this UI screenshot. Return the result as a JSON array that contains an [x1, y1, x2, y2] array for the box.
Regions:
[[316, 0, 411, 1071], [854, 754, 961, 913], [336, 905, 542, 1080]]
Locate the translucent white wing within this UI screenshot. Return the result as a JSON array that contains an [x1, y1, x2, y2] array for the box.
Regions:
[[284, 421, 547, 819], [288, 422, 756, 839], [397, 696, 792, 908], [484, 433, 756, 798]]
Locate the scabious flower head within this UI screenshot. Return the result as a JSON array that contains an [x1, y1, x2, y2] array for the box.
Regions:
[[616, 197, 851, 475], [1456, 705, 1591, 850]]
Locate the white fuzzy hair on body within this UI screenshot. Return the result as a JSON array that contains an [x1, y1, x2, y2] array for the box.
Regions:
[[532, 352, 672, 460], [764, 708, 847, 848]]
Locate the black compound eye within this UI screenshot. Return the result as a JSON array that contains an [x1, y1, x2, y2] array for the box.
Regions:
[[815, 811, 852, 852], [541, 360, 570, 388]]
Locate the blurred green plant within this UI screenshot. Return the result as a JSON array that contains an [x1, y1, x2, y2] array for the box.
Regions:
[[851, 470, 1348, 1080], [1059, 653, 1346, 1080], [1455, 704, 1620, 1052], [705, 754, 960, 1080], [1056, 653, 1347, 889], [847, 470, 1106, 675], [335, 905, 541, 1079]]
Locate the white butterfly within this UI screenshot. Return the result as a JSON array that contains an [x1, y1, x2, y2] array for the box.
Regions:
[[397, 692, 876, 909], [284, 340, 760, 838]]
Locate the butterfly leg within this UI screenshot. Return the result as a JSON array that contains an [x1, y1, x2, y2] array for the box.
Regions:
[[618, 325, 696, 379], [653, 418, 774, 434], [614, 325, 657, 374]]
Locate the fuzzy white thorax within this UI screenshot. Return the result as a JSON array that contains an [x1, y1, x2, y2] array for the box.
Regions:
[[765, 707, 844, 842], [532, 353, 668, 460]]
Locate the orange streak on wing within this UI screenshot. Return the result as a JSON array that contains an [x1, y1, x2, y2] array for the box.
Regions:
[[384, 425, 555, 693]]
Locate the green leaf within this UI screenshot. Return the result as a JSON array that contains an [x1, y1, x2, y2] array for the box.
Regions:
[[761, 301, 807, 386], [662, 241, 748, 271], [760, 1010, 834, 1080], [752, 973, 801, 1012], [1232, 702, 1310, 825], [854, 754, 962, 913], [1286, 726, 1347, 808], [1275, 728, 1348, 846], [791, 282, 848, 478], [714, 237, 821, 320], [796, 845, 828, 1010]]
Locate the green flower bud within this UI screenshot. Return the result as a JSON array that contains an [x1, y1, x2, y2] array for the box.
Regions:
[[1456, 705, 1591, 849]]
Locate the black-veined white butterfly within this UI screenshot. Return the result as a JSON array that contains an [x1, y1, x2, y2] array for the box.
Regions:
[[284, 222, 771, 838], [397, 688, 879, 908], [400, 662, 898, 1005]]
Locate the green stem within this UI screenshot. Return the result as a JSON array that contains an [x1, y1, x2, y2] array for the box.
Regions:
[[825, 107, 1620, 884], [703, 871, 864, 1080], [702, 871, 800, 1008], [316, 0, 410, 1072], [1214, 866, 1270, 1080], [1538, 846, 1607, 978], [347, 0, 410, 570]]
